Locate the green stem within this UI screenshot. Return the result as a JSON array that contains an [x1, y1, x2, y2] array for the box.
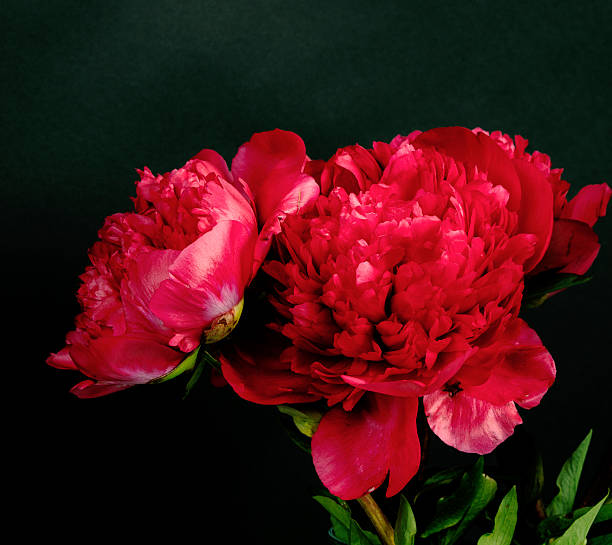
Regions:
[[356, 494, 395, 545]]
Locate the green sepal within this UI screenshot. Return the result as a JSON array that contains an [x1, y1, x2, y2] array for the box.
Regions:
[[550, 492, 609, 545], [313, 495, 381, 545], [395, 494, 417, 545], [277, 405, 322, 437], [546, 430, 592, 517], [523, 272, 592, 308], [182, 355, 207, 399], [477, 486, 518, 545], [153, 346, 200, 383]]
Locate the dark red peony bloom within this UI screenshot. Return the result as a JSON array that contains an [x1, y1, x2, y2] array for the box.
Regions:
[[220, 127, 587, 500], [49, 130, 318, 398]]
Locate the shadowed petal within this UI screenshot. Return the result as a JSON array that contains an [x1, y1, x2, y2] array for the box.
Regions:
[[562, 183, 611, 226], [312, 394, 420, 500], [69, 334, 184, 397], [512, 158, 554, 272], [220, 335, 320, 405], [532, 218, 600, 275]]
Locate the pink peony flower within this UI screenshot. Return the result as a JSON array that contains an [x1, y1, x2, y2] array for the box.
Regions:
[[49, 130, 318, 398], [221, 127, 564, 500]]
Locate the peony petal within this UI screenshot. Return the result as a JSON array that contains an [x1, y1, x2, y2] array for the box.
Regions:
[[562, 183, 611, 227], [466, 319, 555, 409], [231, 129, 319, 227], [69, 334, 184, 386], [199, 178, 257, 231], [312, 394, 420, 499], [532, 218, 601, 275], [121, 249, 180, 339], [47, 346, 78, 370], [512, 159, 554, 272], [70, 379, 133, 399], [413, 126, 522, 211], [191, 149, 233, 181], [341, 375, 426, 397], [150, 220, 256, 331], [232, 129, 306, 198], [424, 390, 522, 454], [220, 335, 320, 405], [252, 173, 320, 274]]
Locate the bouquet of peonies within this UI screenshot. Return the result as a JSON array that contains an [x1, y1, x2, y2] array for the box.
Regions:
[[49, 127, 611, 544]]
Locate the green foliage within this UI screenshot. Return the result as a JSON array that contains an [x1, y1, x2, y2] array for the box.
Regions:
[[314, 495, 381, 545], [546, 430, 592, 517], [477, 486, 518, 545], [395, 495, 417, 545], [313, 429, 606, 545], [422, 467, 465, 488], [420, 457, 498, 544], [440, 474, 497, 545], [588, 533, 612, 545], [413, 467, 464, 505], [550, 493, 609, 545], [538, 502, 612, 540]]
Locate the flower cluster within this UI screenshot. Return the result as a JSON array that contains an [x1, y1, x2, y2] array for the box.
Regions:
[[50, 127, 609, 503]]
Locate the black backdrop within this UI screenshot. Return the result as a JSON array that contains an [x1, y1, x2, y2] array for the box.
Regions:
[[5, 1, 611, 543]]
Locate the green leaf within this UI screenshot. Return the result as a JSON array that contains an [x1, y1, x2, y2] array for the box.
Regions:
[[421, 457, 486, 538], [414, 467, 464, 504], [546, 430, 592, 517], [523, 272, 592, 308], [477, 486, 518, 545], [538, 501, 612, 540], [281, 419, 312, 454], [525, 449, 545, 505], [277, 405, 322, 437], [551, 493, 608, 545], [313, 496, 381, 545], [588, 533, 612, 545], [422, 467, 465, 488], [441, 474, 497, 545], [395, 495, 417, 545], [330, 515, 351, 543]]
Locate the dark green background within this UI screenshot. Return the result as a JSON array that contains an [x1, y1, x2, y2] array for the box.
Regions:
[[5, 1, 610, 543]]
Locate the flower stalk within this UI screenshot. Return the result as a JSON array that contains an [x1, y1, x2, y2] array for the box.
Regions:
[[356, 493, 395, 545]]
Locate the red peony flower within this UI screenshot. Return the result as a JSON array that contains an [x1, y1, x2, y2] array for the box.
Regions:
[[221, 127, 569, 500], [48, 130, 318, 398]]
